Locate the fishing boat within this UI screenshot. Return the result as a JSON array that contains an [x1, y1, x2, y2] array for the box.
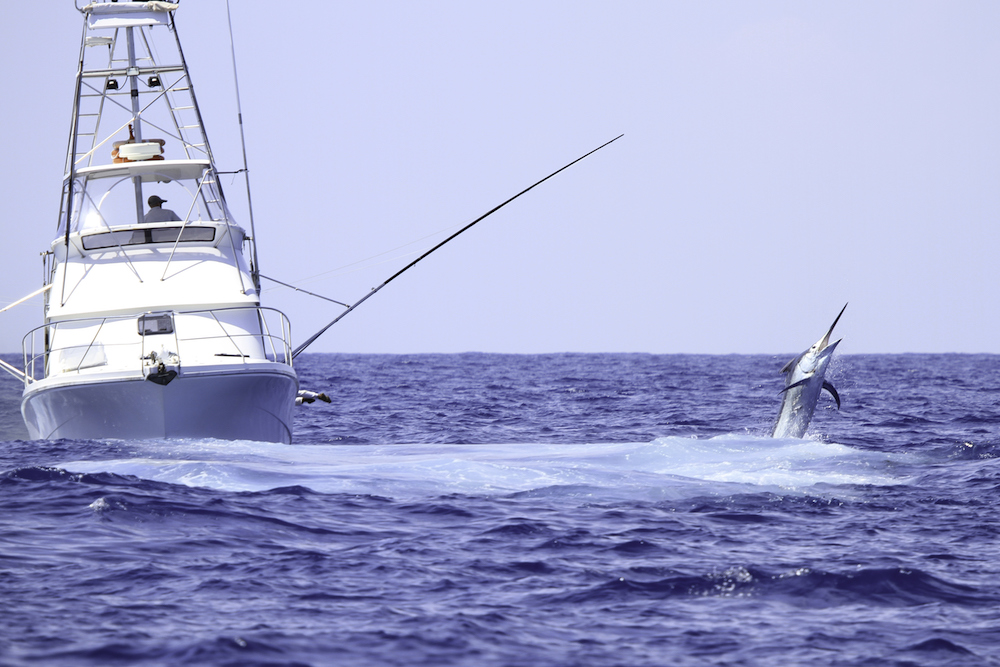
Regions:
[[11, 1, 298, 442], [0, 3, 621, 444]]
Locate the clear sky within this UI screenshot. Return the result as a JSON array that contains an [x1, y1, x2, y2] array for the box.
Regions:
[[1, 1, 998, 355]]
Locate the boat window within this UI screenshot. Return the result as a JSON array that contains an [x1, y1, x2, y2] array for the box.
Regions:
[[138, 313, 174, 336], [82, 226, 215, 250]]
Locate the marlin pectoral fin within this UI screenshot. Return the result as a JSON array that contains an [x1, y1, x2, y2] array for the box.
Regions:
[[823, 381, 841, 409], [779, 378, 810, 395]]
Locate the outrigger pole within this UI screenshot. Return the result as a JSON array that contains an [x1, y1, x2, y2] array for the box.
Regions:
[[224, 0, 261, 291], [291, 134, 624, 359]]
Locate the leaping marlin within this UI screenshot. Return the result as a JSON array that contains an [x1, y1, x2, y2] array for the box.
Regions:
[[771, 304, 847, 439]]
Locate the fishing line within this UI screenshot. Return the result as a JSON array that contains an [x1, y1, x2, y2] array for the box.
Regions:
[[283, 219, 470, 289], [259, 221, 473, 298], [259, 250, 423, 299]]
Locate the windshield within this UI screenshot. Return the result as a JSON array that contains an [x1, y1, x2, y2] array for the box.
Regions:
[[56, 164, 236, 237]]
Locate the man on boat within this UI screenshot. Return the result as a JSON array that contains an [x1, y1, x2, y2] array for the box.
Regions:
[[144, 195, 181, 222]]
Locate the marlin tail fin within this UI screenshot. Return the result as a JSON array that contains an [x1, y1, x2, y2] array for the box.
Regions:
[[823, 381, 841, 409]]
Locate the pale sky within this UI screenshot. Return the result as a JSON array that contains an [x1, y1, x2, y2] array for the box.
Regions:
[[1, 2, 998, 355]]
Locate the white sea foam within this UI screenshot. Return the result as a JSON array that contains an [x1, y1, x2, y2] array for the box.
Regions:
[[60, 434, 915, 500]]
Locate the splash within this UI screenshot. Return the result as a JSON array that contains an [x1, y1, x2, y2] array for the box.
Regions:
[[59, 433, 911, 500]]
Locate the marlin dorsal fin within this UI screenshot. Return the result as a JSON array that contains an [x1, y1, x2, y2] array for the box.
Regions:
[[823, 381, 841, 409]]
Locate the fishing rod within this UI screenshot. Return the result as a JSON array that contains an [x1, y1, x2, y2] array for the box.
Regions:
[[291, 134, 623, 359]]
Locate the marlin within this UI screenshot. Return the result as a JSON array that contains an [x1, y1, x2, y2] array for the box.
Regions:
[[771, 304, 847, 438]]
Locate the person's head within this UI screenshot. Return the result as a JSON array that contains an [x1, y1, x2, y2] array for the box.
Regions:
[[148, 195, 167, 208]]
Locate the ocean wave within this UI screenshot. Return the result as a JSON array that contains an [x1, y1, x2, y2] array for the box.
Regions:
[[534, 565, 991, 608]]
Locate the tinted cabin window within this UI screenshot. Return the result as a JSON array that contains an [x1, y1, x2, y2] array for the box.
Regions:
[[82, 226, 215, 250], [138, 314, 174, 336]]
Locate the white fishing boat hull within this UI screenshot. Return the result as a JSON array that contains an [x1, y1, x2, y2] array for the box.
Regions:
[[22, 364, 298, 443]]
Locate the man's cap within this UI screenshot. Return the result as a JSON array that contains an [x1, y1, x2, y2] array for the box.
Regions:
[[148, 195, 167, 207]]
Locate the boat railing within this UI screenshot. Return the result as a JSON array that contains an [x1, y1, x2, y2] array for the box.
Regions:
[[20, 306, 293, 385]]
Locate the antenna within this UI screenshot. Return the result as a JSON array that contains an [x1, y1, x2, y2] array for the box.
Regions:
[[225, 0, 261, 291]]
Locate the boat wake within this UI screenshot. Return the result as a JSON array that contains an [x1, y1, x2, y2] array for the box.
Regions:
[[59, 434, 913, 501]]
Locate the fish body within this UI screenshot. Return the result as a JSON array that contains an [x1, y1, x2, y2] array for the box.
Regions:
[[771, 305, 846, 438]]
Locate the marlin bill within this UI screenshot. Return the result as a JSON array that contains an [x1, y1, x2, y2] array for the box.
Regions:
[[771, 304, 847, 439]]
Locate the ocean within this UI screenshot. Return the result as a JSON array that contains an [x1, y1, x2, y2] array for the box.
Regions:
[[1, 352, 998, 666]]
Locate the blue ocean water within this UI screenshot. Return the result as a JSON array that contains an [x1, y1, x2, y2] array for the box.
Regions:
[[1, 352, 999, 666]]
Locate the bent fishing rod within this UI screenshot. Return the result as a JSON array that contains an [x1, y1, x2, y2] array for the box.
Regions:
[[291, 134, 624, 359]]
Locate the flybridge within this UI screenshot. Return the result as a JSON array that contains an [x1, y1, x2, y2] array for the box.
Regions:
[[60, 1, 245, 266], [52, 0, 259, 310]]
